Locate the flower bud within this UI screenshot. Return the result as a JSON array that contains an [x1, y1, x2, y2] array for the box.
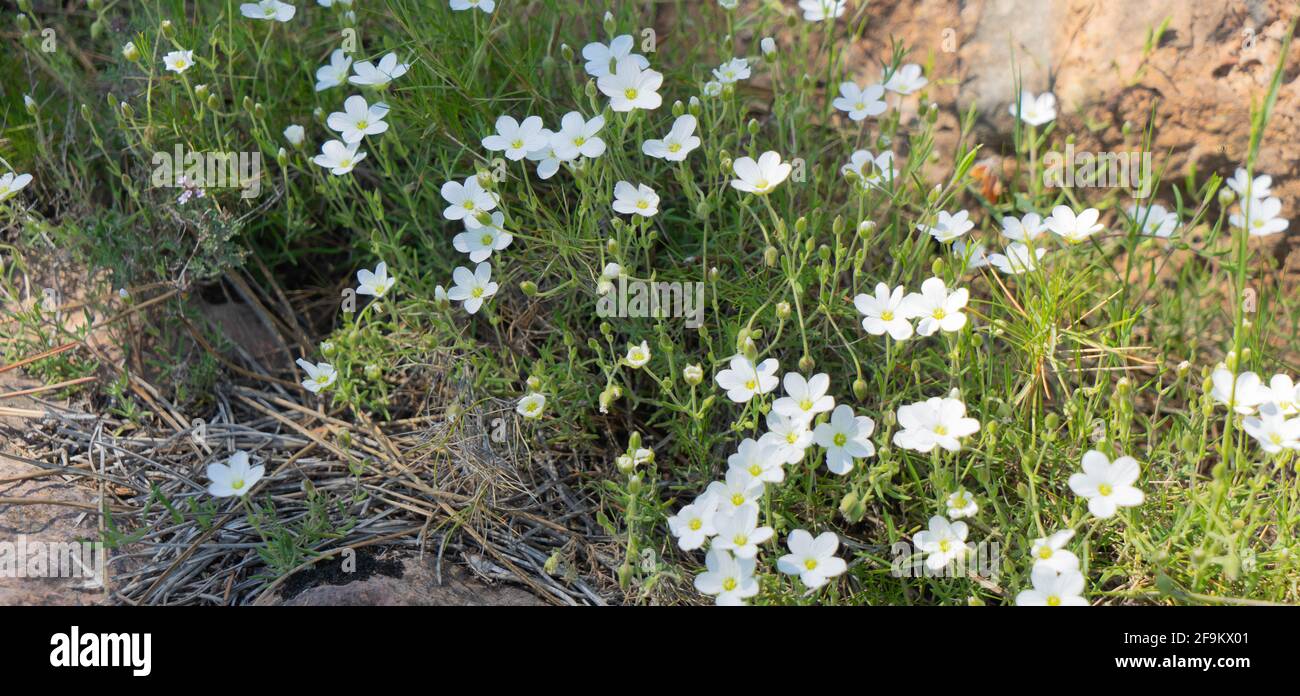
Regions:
[[852, 378, 869, 401], [799, 354, 815, 372], [761, 37, 776, 56], [519, 280, 538, 296], [775, 301, 791, 320], [560, 43, 573, 61], [764, 245, 778, 267], [364, 364, 381, 380], [122, 41, 141, 61], [683, 364, 703, 385], [160, 19, 174, 37]]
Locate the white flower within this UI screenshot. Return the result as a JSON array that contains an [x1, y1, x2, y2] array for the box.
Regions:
[[524, 132, 562, 179], [1015, 565, 1088, 606], [712, 57, 751, 84], [702, 80, 723, 97], [315, 48, 352, 91], [1068, 450, 1144, 519], [296, 359, 337, 393], [1226, 167, 1272, 200], [1229, 196, 1289, 237], [1009, 90, 1056, 126], [206, 451, 266, 498], [919, 209, 974, 243], [798, 0, 846, 22], [450, 0, 495, 13], [356, 261, 395, 298], [883, 63, 927, 95], [611, 181, 659, 217], [812, 405, 876, 475], [694, 548, 759, 606], [0, 172, 34, 202], [597, 63, 663, 112], [777, 529, 847, 589], [1030, 530, 1080, 573], [348, 52, 409, 88], [714, 355, 780, 403], [712, 505, 774, 559], [327, 95, 389, 144], [772, 372, 835, 423], [913, 515, 970, 571], [163, 50, 195, 73], [240, 0, 296, 21], [623, 340, 652, 368], [1210, 367, 1266, 415], [987, 243, 1046, 275], [642, 115, 700, 162], [1046, 205, 1104, 243], [581, 35, 649, 78], [440, 176, 499, 226], [517, 392, 546, 419], [312, 139, 366, 175], [854, 282, 914, 340], [730, 151, 792, 194], [760, 37, 776, 55], [446, 262, 499, 314], [283, 124, 305, 146], [552, 112, 606, 160], [953, 239, 991, 270], [482, 115, 547, 161], [705, 469, 765, 514], [1001, 212, 1046, 242], [452, 211, 513, 262], [841, 150, 897, 189], [893, 396, 980, 453], [668, 495, 718, 551], [1264, 374, 1300, 415], [727, 438, 785, 484], [832, 81, 887, 121], [902, 277, 968, 336], [945, 489, 978, 519], [1127, 203, 1179, 238], [597, 262, 622, 295], [758, 411, 815, 465], [1242, 402, 1300, 453]]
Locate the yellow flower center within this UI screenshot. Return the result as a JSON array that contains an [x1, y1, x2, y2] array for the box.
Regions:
[[745, 379, 756, 390], [231, 478, 245, 490], [880, 310, 894, 321], [932, 308, 947, 319], [624, 88, 638, 99], [748, 464, 762, 476], [668, 143, 681, 152], [731, 493, 744, 507], [574, 136, 586, 145], [1046, 595, 1061, 606], [722, 577, 737, 591], [481, 234, 494, 245], [804, 558, 818, 570], [688, 518, 702, 531], [1270, 433, 1283, 445], [1098, 483, 1113, 496], [785, 432, 798, 444], [471, 287, 484, 298], [636, 200, 648, 209], [356, 120, 368, 130], [799, 399, 813, 411], [511, 139, 524, 149], [339, 157, 352, 167], [733, 534, 748, 546], [1037, 547, 1053, 559], [833, 433, 847, 446], [854, 102, 864, 110], [938, 539, 952, 553], [933, 425, 948, 436], [755, 178, 769, 190], [631, 350, 644, 361]]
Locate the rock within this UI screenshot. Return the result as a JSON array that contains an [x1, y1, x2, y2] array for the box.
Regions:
[[276, 555, 546, 606]]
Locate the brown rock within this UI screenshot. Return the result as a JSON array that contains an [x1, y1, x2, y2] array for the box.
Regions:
[[276, 556, 546, 606]]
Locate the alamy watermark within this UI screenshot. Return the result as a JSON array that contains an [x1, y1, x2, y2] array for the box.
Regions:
[[1043, 143, 1153, 198], [596, 276, 705, 328], [0, 535, 105, 586], [151, 144, 262, 200]]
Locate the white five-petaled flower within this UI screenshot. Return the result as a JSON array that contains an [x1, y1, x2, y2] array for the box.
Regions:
[[1046, 205, 1104, 243], [1209, 367, 1266, 415], [1264, 374, 1300, 415], [1015, 565, 1088, 606], [440, 176, 499, 227], [611, 181, 660, 217], [348, 52, 409, 88], [1001, 212, 1047, 242], [525, 130, 563, 179], [712, 57, 751, 84], [798, 0, 847, 22], [711, 504, 774, 559], [623, 340, 652, 368], [240, 0, 296, 22], [705, 469, 765, 514], [450, 0, 495, 13], [701, 81, 722, 97], [0, 172, 33, 202], [953, 239, 991, 270], [356, 261, 396, 298], [902, 277, 968, 336], [516, 392, 546, 419], [945, 489, 978, 519], [312, 140, 366, 175], [1068, 450, 1144, 519], [773, 372, 835, 423], [1009, 90, 1056, 126], [446, 262, 499, 314], [163, 50, 195, 73], [812, 405, 876, 475], [1127, 203, 1179, 238], [1226, 167, 1272, 201], [1030, 529, 1080, 573], [452, 211, 513, 262], [841, 150, 897, 189], [913, 515, 970, 570], [694, 547, 759, 606], [581, 35, 649, 78], [987, 243, 1046, 275], [758, 411, 815, 465], [1243, 402, 1300, 453], [919, 209, 974, 243], [296, 359, 337, 393], [727, 438, 785, 484], [597, 63, 664, 112], [642, 115, 701, 162], [883, 63, 928, 94], [327, 95, 389, 144], [668, 494, 718, 551], [832, 82, 887, 121], [206, 450, 265, 498], [893, 396, 980, 453], [854, 282, 914, 340], [551, 111, 607, 160], [777, 529, 847, 589], [315, 48, 352, 91], [482, 115, 548, 161], [730, 151, 792, 194], [1230, 196, 1289, 237], [714, 355, 780, 403]]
